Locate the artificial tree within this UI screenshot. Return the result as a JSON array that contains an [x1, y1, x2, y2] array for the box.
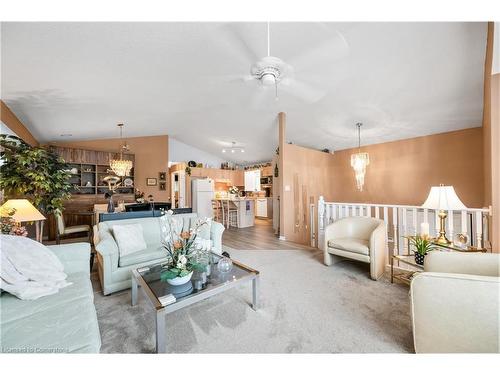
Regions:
[[0, 134, 72, 239]]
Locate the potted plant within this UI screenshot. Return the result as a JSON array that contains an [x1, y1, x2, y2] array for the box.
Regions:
[[407, 235, 437, 266], [160, 211, 207, 285], [228, 186, 239, 199], [0, 135, 72, 239]]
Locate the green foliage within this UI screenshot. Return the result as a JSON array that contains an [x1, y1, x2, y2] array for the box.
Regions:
[[0, 134, 72, 214], [406, 235, 437, 255]]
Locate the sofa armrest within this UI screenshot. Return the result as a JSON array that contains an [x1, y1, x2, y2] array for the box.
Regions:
[[47, 242, 91, 276], [410, 272, 500, 353], [424, 251, 500, 277], [95, 237, 119, 263], [210, 221, 225, 254], [368, 222, 387, 280]]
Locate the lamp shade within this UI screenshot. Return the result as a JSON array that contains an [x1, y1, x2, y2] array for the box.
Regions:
[[0, 199, 46, 222], [421, 186, 467, 210]]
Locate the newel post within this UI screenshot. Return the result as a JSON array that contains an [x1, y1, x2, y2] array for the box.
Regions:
[[318, 196, 326, 250]]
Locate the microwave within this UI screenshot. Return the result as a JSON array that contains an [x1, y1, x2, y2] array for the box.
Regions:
[[260, 176, 272, 185]]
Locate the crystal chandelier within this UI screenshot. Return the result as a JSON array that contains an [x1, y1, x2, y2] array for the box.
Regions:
[[350, 122, 369, 191], [110, 123, 133, 177]]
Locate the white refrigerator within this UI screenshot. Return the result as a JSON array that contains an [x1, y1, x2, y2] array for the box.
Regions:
[[191, 178, 215, 219]]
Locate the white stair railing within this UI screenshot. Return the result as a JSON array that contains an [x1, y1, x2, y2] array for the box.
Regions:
[[316, 197, 491, 259]]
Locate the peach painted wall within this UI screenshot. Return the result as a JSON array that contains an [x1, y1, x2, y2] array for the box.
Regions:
[[51, 135, 169, 202], [328, 128, 484, 208], [282, 128, 485, 245], [282, 143, 336, 244]]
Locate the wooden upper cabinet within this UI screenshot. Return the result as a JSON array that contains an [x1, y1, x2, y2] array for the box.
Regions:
[[47, 145, 134, 166], [233, 170, 244, 186], [261, 166, 272, 177]]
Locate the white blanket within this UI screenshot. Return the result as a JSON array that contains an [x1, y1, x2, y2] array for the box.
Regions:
[[0, 235, 71, 300]]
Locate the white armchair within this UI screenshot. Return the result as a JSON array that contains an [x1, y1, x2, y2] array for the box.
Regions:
[[410, 251, 500, 353], [323, 217, 387, 280]]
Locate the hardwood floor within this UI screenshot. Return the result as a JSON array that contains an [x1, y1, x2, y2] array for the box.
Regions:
[[222, 218, 315, 251], [47, 218, 315, 251]]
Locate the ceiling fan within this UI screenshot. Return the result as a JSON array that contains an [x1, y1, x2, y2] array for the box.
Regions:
[[216, 22, 350, 104]]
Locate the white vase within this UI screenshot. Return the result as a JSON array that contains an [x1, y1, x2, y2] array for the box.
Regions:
[[166, 271, 193, 286]]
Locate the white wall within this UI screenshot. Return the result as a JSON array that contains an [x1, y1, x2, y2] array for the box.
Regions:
[[169, 137, 227, 168]]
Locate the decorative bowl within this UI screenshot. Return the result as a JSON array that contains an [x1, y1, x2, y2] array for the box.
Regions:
[[166, 271, 193, 286]]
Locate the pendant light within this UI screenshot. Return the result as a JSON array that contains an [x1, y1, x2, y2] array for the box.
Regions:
[[350, 122, 369, 191], [110, 123, 133, 177]]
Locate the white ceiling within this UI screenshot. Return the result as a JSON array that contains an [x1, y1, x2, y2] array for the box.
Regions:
[[1, 22, 487, 163]]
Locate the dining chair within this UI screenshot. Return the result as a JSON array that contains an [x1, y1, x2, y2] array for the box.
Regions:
[[55, 209, 92, 244]]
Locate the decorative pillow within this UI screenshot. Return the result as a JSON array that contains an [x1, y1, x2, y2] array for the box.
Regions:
[[112, 224, 147, 257]]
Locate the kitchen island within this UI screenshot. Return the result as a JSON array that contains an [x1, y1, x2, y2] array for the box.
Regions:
[[213, 197, 255, 228]]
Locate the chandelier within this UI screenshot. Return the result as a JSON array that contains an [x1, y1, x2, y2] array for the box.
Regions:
[[350, 122, 369, 191], [110, 123, 133, 177]]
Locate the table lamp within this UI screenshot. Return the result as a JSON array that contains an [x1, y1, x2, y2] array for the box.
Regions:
[[0, 199, 46, 241], [421, 185, 467, 244]]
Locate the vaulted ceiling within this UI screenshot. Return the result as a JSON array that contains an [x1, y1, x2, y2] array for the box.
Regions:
[[1, 22, 487, 163]]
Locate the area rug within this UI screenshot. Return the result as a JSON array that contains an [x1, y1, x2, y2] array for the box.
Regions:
[[92, 247, 414, 353]]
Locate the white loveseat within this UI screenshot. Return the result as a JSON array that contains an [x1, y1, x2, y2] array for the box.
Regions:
[[410, 251, 500, 353], [95, 213, 224, 295], [323, 217, 387, 280]]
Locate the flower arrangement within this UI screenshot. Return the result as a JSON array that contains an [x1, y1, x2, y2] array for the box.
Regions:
[[135, 188, 145, 203], [0, 207, 28, 236], [160, 211, 208, 283], [228, 186, 239, 195]]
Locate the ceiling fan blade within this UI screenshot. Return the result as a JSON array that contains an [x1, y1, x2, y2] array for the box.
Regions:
[[287, 28, 349, 73], [279, 78, 326, 103], [249, 86, 275, 110], [213, 23, 260, 65]]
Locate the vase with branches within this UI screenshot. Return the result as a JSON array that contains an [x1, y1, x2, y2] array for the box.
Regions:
[[160, 211, 208, 285]]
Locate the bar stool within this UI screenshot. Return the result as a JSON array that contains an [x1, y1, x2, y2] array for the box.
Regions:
[[221, 200, 239, 228], [212, 200, 224, 223]]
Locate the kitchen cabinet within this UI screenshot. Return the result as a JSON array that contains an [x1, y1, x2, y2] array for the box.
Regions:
[[190, 167, 244, 187], [261, 166, 273, 177], [232, 170, 244, 186], [256, 198, 268, 217], [244, 169, 261, 192]]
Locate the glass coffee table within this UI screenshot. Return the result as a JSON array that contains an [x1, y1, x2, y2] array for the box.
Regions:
[[131, 253, 260, 353]]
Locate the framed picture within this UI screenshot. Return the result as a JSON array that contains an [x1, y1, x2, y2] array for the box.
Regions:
[[159, 172, 166, 181], [159, 181, 166, 191], [146, 178, 157, 186]]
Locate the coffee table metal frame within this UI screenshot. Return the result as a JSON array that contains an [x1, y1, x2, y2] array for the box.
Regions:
[[131, 255, 260, 353]]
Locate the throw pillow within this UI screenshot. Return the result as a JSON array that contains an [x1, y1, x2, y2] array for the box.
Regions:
[[112, 224, 147, 257]]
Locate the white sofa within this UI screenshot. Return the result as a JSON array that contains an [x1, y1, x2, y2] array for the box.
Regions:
[[323, 217, 387, 280], [410, 251, 500, 353]]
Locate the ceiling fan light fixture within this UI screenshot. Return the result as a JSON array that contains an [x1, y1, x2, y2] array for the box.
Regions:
[[261, 73, 276, 86]]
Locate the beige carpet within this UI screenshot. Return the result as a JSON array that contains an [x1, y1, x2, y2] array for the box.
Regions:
[[92, 247, 414, 353]]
